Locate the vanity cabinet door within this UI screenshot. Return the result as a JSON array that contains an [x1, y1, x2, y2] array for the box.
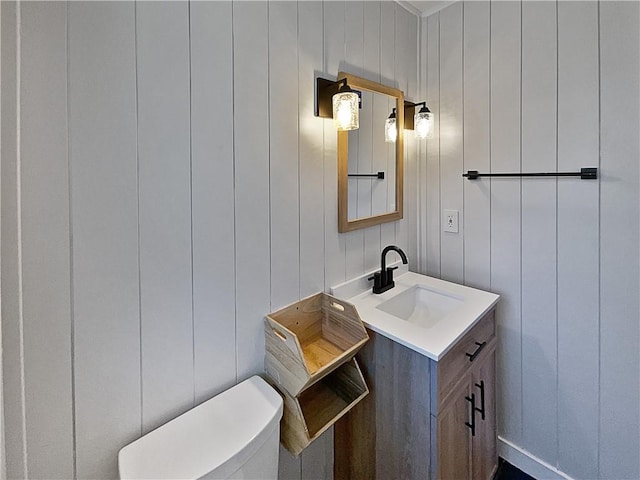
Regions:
[[437, 341, 497, 480], [437, 377, 472, 480], [471, 346, 497, 480]]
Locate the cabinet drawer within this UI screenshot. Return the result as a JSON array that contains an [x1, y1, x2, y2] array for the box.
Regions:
[[437, 309, 495, 405]]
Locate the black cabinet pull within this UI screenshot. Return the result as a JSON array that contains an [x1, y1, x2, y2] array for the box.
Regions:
[[465, 393, 476, 437], [475, 380, 486, 420], [465, 341, 487, 362]]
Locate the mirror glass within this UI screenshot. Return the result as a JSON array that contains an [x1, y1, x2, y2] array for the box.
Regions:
[[337, 73, 404, 233], [347, 91, 397, 220]]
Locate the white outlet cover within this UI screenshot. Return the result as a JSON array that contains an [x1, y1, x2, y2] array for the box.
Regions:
[[443, 209, 459, 233]]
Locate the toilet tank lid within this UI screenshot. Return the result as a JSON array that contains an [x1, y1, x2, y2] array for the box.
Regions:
[[118, 376, 283, 480]]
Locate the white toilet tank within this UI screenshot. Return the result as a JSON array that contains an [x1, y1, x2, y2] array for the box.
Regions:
[[118, 376, 283, 480]]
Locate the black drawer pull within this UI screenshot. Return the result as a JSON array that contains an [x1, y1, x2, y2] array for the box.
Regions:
[[465, 341, 487, 362], [465, 393, 476, 437], [475, 380, 486, 420]]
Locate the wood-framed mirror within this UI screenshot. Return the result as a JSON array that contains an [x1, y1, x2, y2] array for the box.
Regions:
[[337, 72, 404, 233]]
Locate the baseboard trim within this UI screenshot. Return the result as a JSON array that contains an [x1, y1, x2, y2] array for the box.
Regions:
[[498, 437, 574, 480]]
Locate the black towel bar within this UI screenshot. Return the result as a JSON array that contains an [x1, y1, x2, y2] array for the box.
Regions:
[[463, 167, 597, 180], [348, 171, 385, 179]]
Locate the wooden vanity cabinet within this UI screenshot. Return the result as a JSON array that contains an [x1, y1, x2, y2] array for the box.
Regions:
[[335, 308, 497, 480]]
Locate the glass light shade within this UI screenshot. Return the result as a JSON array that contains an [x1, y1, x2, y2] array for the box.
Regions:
[[385, 117, 397, 143], [332, 91, 359, 131], [415, 110, 433, 139]]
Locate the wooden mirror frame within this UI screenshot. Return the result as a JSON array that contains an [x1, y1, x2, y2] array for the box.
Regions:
[[337, 72, 404, 233]]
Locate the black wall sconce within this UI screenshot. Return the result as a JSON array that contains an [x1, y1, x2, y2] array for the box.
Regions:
[[404, 101, 433, 139], [385, 108, 397, 143], [315, 77, 360, 131]]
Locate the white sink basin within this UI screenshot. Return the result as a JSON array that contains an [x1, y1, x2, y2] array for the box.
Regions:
[[331, 269, 499, 360], [376, 285, 464, 329]]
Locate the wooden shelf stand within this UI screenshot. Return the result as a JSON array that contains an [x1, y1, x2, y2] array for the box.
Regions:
[[265, 293, 370, 456]]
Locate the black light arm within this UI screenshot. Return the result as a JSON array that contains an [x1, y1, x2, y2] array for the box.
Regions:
[[315, 77, 351, 119], [404, 101, 428, 130]]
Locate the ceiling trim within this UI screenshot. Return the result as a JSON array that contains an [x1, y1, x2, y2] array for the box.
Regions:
[[395, 1, 458, 18], [395, 0, 422, 17]]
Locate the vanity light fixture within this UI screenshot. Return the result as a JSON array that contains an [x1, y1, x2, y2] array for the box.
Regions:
[[315, 77, 360, 131], [405, 101, 434, 139], [414, 104, 433, 138], [385, 108, 398, 143]]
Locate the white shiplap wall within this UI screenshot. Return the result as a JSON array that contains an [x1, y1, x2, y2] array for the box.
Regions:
[[420, 2, 640, 479], [0, 1, 418, 479], [0, 1, 5, 474]]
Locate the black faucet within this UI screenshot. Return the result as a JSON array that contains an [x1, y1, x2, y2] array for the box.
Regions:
[[368, 245, 408, 294]]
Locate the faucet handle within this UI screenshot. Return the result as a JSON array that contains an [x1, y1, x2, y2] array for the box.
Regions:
[[368, 271, 382, 291], [385, 266, 398, 286]]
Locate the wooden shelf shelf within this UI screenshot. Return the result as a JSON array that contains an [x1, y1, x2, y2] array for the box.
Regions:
[[280, 358, 368, 456], [265, 292, 368, 396]]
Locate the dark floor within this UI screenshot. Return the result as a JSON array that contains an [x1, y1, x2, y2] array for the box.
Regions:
[[493, 458, 536, 480]]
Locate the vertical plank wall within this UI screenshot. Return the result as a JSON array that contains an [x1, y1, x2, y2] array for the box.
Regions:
[[0, 1, 419, 479], [1, 4, 24, 479], [69, 3, 141, 477], [0, 5, 5, 476], [521, 0, 557, 465], [420, 1, 640, 479], [556, 2, 600, 477], [438, 2, 463, 285], [189, 0, 237, 405], [14, 4, 74, 478], [136, 1, 194, 434], [599, 2, 640, 478]]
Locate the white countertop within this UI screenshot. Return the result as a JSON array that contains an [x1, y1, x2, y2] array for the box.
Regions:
[[331, 269, 499, 361]]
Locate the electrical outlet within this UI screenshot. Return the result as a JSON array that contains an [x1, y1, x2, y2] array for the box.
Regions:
[[443, 209, 459, 233]]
